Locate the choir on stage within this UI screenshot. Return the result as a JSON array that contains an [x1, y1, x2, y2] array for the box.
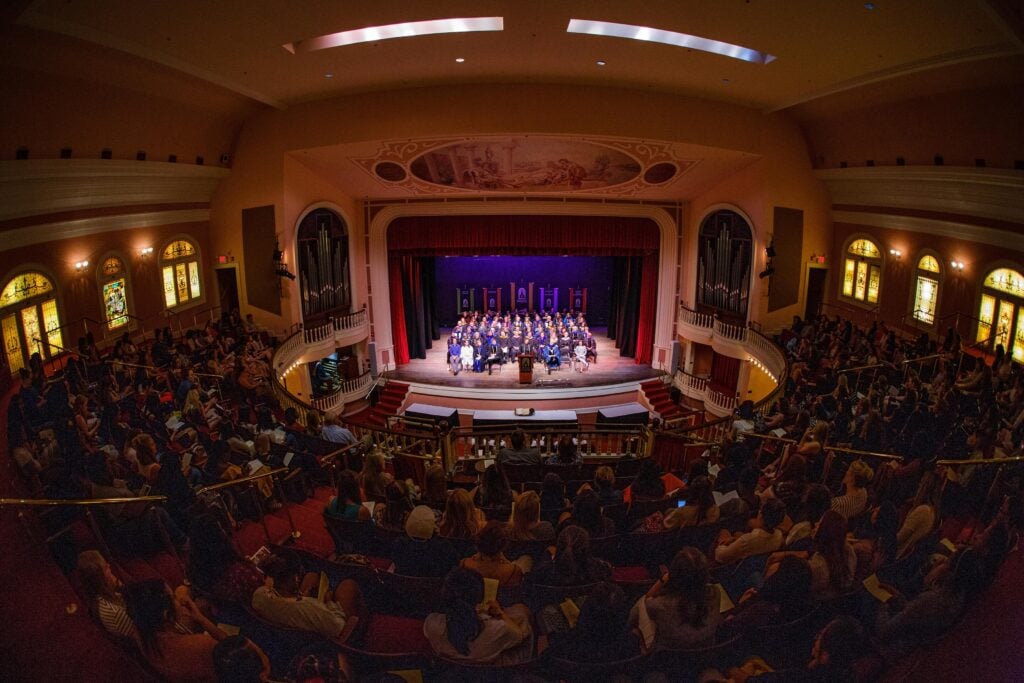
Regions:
[[447, 310, 597, 375]]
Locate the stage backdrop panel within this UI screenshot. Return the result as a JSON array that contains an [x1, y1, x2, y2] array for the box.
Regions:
[[242, 205, 281, 315], [434, 256, 614, 324], [768, 207, 804, 313]]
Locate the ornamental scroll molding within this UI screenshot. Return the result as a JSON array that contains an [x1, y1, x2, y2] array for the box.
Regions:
[[351, 134, 698, 197]]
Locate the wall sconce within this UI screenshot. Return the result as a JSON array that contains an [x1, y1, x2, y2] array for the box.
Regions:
[[139, 246, 154, 257], [74, 260, 90, 271], [950, 260, 966, 271], [889, 248, 902, 259], [273, 241, 296, 280]]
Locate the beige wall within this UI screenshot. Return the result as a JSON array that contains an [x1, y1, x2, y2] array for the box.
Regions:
[[213, 84, 830, 341]]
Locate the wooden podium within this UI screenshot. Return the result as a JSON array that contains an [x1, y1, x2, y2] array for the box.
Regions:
[[518, 354, 535, 384]]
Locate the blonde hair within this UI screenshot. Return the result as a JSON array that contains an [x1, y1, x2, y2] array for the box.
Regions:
[[848, 460, 874, 488], [439, 488, 482, 539], [511, 491, 541, 540]]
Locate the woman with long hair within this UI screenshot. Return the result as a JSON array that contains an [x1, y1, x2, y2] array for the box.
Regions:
[[629, 547, 721, 650], [423, 567, 532, 664], [460, 520, 526, 586], [510, 490, 555, 541], [421, 463, 449, 511], [663, 475, 720, 529], [124, 578, 228, 682], [629, 459, 667, 502], [474, 463, 513, 509], [439, 488, 485, 539], [375, 479, 415, 530], [324, 470, 370, 521], [530, 525, 612, 586], [809, 510, 857, 597], [359, 451, 393, 500], [557, 490, 615, 537]]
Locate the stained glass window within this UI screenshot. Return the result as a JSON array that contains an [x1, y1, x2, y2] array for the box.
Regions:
[[1014, 315, 1024, 363], [996, 301, 1014, 350], [41, 299, 62, 353], [984, 268, 1024, 298], [918, 255, 940, 273], [913, 276, 938, 324], [102, 257, 124, 277], [103, 279, 128, 329], [160, 238, 202, 309], [21, 306, 42, 358], [848, 239, 880, 258], [0, 272, 54, 308], [843, 259, 855, 297], [163, 266, 177, 308], [162, 240, 196, 260], [188, 262, 201, 300], [978, 294, 995, 343], [867, 265, 880, 304], [854, 261, 868, 300], [2, 315, 23, 374]]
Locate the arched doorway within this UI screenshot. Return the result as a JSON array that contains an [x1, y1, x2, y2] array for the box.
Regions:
[[296, 208, 351, 325], [977, 266, 1024, 363]]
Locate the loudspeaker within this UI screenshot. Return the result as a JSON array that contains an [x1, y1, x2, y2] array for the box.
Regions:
[[866, 159, 874, 167], [101, 149, 112, 159], [975, 158, 986, 167], [669, 340, 681, 373], [196, 155, 204, 165], [136, 150, 147, 161], [60, 147, 72, 159], [368, 342, 378, 377], [896, 157, 905, 166], [934, 155, 944, 166], [15, 148, 28, 160], [168, 154, 177, 163], [220, 154, 230, 165]]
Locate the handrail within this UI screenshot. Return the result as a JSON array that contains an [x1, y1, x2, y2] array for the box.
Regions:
[[937, 456, 1024, 466], [0, 495, 168, 507], [195, 467, 288, 495]]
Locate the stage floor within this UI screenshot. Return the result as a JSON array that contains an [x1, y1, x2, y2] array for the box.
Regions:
[[390, 327, 659, 389]]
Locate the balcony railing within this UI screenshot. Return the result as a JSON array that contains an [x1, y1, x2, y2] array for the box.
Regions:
[[310, 370, 373, 412], [678, 303, 715, 330], [302, 307, 368, 345]]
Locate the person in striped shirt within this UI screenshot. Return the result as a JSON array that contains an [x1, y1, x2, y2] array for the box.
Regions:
[[77, 550, 136, 640], [831, 460, 873, 520]]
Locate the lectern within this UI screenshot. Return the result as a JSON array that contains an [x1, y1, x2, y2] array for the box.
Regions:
[[518, 354, 535, 384]]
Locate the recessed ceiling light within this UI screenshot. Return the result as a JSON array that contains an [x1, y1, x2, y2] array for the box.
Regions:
[[596, 59, 606, 66], [284, 17, 504, 54], [721, 78, 730, 83], [864, 3, 876, 9], [455, 57, 465, 63], [324, 73, 334, 78], [567, 18, 775, 64]]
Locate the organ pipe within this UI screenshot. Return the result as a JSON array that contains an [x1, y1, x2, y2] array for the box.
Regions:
[[697, 217, 750, 317], [298, 212, 351, 319]]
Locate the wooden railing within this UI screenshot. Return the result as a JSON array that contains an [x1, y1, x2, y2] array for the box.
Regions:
[[678, 303, 715, 330], [310, 370, 373, 412]]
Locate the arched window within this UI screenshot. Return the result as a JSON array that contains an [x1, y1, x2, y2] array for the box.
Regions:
[[841, 238, 881, 305], [695, 209, 752, 319], [1, 271, 62, 374], [978, 266, 1024, 362], [160, 238, 203, 309], [97, 255, 131, 331], [911, 253, 941, 325]]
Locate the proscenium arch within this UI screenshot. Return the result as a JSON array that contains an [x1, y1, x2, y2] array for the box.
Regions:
[[368, 201, 679, 372], [291, 201, 358, 326], [689, 203, 760, 323]]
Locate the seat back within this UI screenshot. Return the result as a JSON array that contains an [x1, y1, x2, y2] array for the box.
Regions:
[[545, 653, 649, 683], [502, 462, 541, 487], [648, 634, 743, 677], [377, 572, 444, 617], [323, 512, 378, 556]]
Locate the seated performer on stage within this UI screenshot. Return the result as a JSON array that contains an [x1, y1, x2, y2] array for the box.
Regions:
[[485, 337, 502, 375], [585, 331, 597, 364], [449, 337, 462, 375], [472, 337, 484, 373], [573, 339, 589, 372], [460, 339, 475, 371], [544, 339, 561, 373]]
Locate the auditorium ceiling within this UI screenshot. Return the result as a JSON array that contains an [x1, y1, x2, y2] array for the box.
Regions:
[[14, 0, 1024, 112]]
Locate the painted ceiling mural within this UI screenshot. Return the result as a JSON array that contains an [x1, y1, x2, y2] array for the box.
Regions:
[[352, 135, 697, 197]]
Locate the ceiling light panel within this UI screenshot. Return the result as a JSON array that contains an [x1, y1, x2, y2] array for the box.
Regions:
[[567, 19, 775, 65], [284, 17, 504, 54]]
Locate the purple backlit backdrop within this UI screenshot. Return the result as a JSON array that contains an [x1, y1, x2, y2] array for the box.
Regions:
[[433, 256, 614, 325]]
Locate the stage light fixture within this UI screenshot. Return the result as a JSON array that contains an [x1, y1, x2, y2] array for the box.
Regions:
[[765, 244, 776, 258]]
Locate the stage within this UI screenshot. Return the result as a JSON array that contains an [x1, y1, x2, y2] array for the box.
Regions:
[[389, 327, 659, 389]]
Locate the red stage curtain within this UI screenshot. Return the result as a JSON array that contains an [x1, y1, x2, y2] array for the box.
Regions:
[[388, 215, 658, 256], [710, 353, 741, 394], [388, 258, 410, 365], [634, 252, 659, 365]]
